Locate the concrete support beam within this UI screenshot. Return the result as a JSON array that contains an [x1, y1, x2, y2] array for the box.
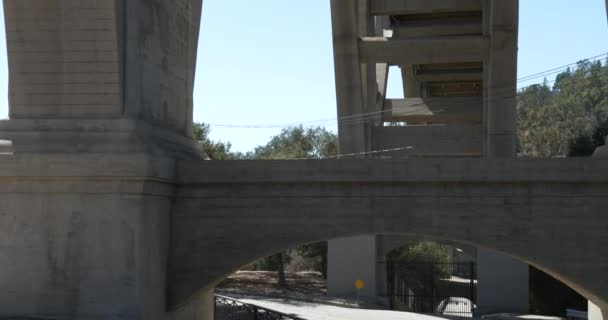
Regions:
[[386, 97, 482, 124], [369, 0, 482, 16], [3, 0, 123, 119], [401, 65, 421, 98], [372, 125, 483, 157], [359, 36, 488, 65], [415, 70, 483, 82], [376, 63, 389, 111], [484, 0, 519, 157], [476, 249, 529, 315], [1, 0, 204, 156], [393, 18, 482, 38], [328, 236, 378, 298], [331, 0, 368, 155]]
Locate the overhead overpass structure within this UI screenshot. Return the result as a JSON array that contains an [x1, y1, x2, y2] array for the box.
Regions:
[[327, 0, 527, 313], [0, 1, 607, 320]]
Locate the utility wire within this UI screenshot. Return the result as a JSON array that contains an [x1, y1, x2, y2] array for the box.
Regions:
[[207, 53, 607, 129], [293, 146, 415, 160]]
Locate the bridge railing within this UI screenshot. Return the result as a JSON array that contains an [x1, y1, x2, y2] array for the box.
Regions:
[[214, 294, 305, 320]]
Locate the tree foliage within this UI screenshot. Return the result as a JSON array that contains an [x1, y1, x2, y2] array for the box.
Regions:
[[296, 242, 328, 279], [386, 242, 451, 312], [246, 126, 337, 285], [387, 241, 450, 266], [517, 61, 608, 157], [192, 123, 243, 160], [246, 126, 338, 160]]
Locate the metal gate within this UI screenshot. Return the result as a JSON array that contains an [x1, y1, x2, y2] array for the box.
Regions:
[[377, 262, 477, 318]]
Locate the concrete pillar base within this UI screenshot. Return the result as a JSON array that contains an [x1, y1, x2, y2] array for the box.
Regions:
[[0, 154, 175, 319], [169, 289, 215, 320], [589, 301, 607, 320], [327, 235, 378, 298], [0, 119, 201, 159], [475, 248, 529, 316]]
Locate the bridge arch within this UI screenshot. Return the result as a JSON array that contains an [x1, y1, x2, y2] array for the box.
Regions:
[[168, 159, 608, 315]]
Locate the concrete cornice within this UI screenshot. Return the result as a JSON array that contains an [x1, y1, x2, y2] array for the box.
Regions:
[[0, 154, 176, 181], [176, 159, 608, 184]]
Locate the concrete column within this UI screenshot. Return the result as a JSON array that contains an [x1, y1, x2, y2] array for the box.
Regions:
[[476, 249, 529, 315], [3, 0, 123, 119], [0, 1, 203, 319], [330, 0, 368, 156], [476, 1, 529, 315], [169, 288, 214, 320], [0, 156, 175, 320], [589, 301, 605, 320], [0, 0, 203, 156], [484, 0, 519, 158], [328, 235, 378, 298], [401, 65, 421, 98], [327, 1, 379, 300]]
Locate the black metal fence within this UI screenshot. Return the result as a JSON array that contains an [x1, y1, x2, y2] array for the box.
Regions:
[[377, 262, 477, 318], [215, 295, 305, 320]]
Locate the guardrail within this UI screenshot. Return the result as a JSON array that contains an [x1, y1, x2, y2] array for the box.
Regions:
[[215, 294, 305, 320]]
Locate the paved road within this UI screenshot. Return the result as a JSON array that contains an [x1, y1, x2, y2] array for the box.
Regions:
[[239, 297, 449, 320]]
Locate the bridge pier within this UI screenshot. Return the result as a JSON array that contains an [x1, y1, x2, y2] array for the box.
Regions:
[[0, 0, 203, 319], [327, 0, 529, 315]]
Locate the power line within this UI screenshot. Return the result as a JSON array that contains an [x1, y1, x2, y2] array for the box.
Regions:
[[293, 146, 415, 160], [517, 52, 608, 82], [207, 53, 607, 129], [209, 57, 602, 129], [211, 77, 557, 129]]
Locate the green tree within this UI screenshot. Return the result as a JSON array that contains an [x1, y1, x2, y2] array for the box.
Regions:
[[385, 242, 450, 312], [297, 242, 328, 279], [517, 60, 608, 158], [247, 126, 338, 160], [568, 119, 608, 157], [250, 126, 337, 285], [255, 253, 292, 287], [192, 123, 243, 160], [387, 241, 450, 268]]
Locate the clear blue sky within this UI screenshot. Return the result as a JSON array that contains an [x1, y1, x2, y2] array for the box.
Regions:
[[0, 1, 606, 152]]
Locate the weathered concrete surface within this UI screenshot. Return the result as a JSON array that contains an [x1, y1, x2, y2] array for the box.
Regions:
[[169, 159, 608, 312], [327, 235, 378, 298], [372, 125, 483, 157], [123, 0, 202, 136], [0, 119, 201, 157], [3, 0, 122, 119], [330, 0, 369, 156], [1, 0, 203, 156], [476, 249, 529, 314], [0, 1, 607, 319], [0, 155, 176, 319], [484, 0, 519, 157]]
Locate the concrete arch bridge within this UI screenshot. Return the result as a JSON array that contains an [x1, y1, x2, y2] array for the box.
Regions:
[[0, 1, 607, 319]]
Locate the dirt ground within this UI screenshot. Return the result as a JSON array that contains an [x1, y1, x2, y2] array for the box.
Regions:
[[216, 271, 327, 300]]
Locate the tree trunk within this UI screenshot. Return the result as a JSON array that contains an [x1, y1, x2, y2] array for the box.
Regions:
[[321, 254, 328, 279], [277, 253, 286, 287]]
